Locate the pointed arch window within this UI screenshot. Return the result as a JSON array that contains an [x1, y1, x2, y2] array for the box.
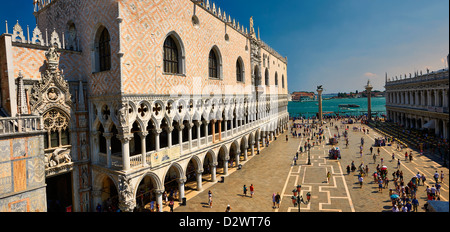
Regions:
[[98, 28, 111, 72], [265, 68, 269, 86], [275, 72, 279, 86], [209, 49, 219, 78], [236, 58, 244, 82], [43, 109, 70, 149], [164, 36, 179, 74]]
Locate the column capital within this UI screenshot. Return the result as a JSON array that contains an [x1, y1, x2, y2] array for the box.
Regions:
[[210, 162, 218, 167], [103, 132, 114, 140], [176, 124, 185, 130], [117, 133, 133, 143], [138, 131, 149, 138], [152, 128, 163, 134], [176, 177, 187, 184]]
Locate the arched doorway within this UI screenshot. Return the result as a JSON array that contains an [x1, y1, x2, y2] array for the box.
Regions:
[[217, 145, 228, 175], [185, 156, 201, 191], [163, 164, 184, 203], [203, 151, 216, 182], [98, 176, 119, 212], [135, 174, 159, 212]]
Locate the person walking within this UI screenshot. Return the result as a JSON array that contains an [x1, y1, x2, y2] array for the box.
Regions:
[[392, 153, 395, 161], [272, 193, 276, 209], [370, 146, 373, 155], [168, 199, 174, 212], [434, 171, 439, 183], [421, 174, 427, 186], [327, 172, 331, 183], [208, 190, 213, 208], [378, 178, 383, 193], [225, 205, 231, 212], [358, 175, 363, 188], [440, 171, 444, 184], [250, 184, 254, 198], [275, 192, 281, 208], [397, 159, 401, 169], [412, 197, 419, 212], [243, 185, 247, 197]]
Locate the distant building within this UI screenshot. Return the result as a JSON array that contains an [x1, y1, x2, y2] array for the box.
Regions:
[[384, 58, 449, 139], [291, 92, 315, 102]]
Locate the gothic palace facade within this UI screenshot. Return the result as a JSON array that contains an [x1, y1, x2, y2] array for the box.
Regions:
[[385, 57, 449, 140], [0, 0, 289, 212]]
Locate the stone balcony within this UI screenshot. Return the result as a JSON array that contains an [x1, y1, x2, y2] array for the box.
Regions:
[[0, 115, 43, 137], [94, 111, 287, 172]]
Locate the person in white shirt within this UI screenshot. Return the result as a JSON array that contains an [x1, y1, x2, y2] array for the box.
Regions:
[[416, 173, 422, 185], [434, 171, 439, 183], [392, 205, 399, 212], [430, 185, 437, 197]]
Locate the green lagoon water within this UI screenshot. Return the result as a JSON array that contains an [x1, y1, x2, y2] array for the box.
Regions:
[[288, 97, 386, 118]]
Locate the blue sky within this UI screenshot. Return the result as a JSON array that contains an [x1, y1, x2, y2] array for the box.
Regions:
[[1, 0, 448, 93]]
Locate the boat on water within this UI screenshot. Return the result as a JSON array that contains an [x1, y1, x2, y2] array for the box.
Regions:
[[338, 104, 360, 108]]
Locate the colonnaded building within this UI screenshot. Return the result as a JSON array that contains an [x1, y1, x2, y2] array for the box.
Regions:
[[0, 0, 289, 212], [384, 55, 449, 140]]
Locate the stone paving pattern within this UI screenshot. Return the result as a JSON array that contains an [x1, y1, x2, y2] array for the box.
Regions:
[[172, 120, 449, 212]]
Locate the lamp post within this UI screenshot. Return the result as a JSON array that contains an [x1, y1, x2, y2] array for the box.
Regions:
[[292, 188, 310, 213], [307, 145, 311, 165]]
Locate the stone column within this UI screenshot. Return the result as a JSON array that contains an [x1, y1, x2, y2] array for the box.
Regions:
[[178, 124, 184, 152], [223, 154, 229, 175], [188, 123, 193, 150], [317, 87, 324, 125], [210, 162, 217, 182], [195, 121, 201, 147], [196, 169, 203, 191], [103, 132, 113, 168], [256, 138, 260, 154], [118, 133, 133, 171], [138, 132, 148, 166], [154, 128, 162, 152], [167, 126, 173, 148], [235, 149, 241, 166], [212, 120, 216, 143], [155, 189, 164, 212], [365, 80, 373, 121], [243, 146, 248, 161], [443, 120, 448, 140], [443, 89, 448, 108], [204, 120, 209, 144], [177, 177, 186, 200], [250, 142, 255, 157]]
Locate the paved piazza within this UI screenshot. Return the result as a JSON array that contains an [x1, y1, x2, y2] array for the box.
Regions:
[[172, 119, 449, 212]]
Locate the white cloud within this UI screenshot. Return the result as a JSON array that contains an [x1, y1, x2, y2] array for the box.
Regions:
[[364, 72, 377, 77]]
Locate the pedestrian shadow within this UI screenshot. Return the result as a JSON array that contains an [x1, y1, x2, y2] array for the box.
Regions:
[[237, 194, 250, 198], [201, 202, 210, 208]]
